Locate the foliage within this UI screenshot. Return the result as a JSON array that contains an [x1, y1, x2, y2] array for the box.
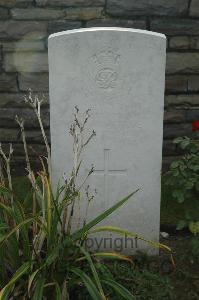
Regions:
[[0, 92, 171, 299], [163, 136, 199, 233], [108, 259, 174, 300]]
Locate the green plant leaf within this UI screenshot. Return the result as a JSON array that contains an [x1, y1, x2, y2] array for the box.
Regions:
[[0, 185, 13, 196], [70, 268, 103, 300], [0, 262, 30, 300], [172, 190, 184, 203], [12, 201, 31, 260], [55, 282, 62, 300], [77, 252, 133, 263], [176, 220, 187, 230], [79, 246, 106, 299], [28, 268, 42, 296], [88, 226, 171, 252], [0, 217, 35, 247], [32, 277, 45, 300], [73, 190, 138, 241], [102, 278, 135, 299]]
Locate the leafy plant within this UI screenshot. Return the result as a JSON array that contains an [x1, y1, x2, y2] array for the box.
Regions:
[[0, 92, 171, 299], [163, 136, 199, 233]]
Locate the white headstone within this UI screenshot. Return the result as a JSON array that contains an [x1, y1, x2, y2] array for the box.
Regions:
[[48, 28, 166, 254]]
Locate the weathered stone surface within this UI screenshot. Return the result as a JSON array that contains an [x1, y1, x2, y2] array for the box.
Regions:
[[164, 110, 186, 123], [0, 108, 49, 128], [0, 92, 49, 108], [106, 0, 189, 16], [164, 123, 192, 139], [0, 7, 9, 19], [169, 36, 189, 49], [0, 128, 49, 142], [48, 20, 82, 34], [18, 73, 49, 91], [87, 19, 146, 29], [188, 75, 199, 92], [166, 53, 199, 74], [0, 73, 18, 92], [4, 52, 48, 72], [165, 95, 199, 107], [165, 75, 188, 93], [3, 41, 45, 52], [151, 19, 199, 36], [190, 0, 199, 17], [49, 28, 166, 253], [65, 7, 104, 21], [11, 8, 65, 20], [36, 0, 105, 7], [0, 0, 32, 8], [0, 21, 47, 40]]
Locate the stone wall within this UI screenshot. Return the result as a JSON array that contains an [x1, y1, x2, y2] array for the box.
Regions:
[[0, 0, 199, 174]]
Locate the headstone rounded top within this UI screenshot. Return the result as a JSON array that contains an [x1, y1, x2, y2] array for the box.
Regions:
[[48, 27, 166, 40]]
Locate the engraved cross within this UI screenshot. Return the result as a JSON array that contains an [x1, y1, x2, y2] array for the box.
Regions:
[[92, 149, 127, 204]]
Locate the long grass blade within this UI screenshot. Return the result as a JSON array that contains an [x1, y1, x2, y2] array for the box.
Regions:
[[89, 226, 172, 252], [79, 246, 106, 299], [102, 279, 135, 300], [0, 218, 35, 247], [70, 268, 103, 300], [73, 190, 138, 241], [0, 262, 30, 300]]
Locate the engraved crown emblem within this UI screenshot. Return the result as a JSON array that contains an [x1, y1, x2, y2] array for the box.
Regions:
[[92, 49, 120, 68], [89, 48, 120, 90]]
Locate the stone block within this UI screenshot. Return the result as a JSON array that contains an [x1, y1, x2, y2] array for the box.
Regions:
[[169, 36, 190, 49], [165, 75, 188, 93], [164, 123, 192, 139], [11, 8, 66, 20], [65, 7, 104, 21], [0, 92, 49, 108], [0, 21, 47, 40], [190, 37, 199, 49], [188, 75, 199, 92], [186, 109, 199, 122], [106, 0, 189, 16], [3, 41, 45, 52], [0, 108, 49, 128], [4, 52, 48, 72], [87, 19, 146, 29], [0, 7, 9, 19], [18, 72, 49, 91], [190, 0, 199, 17], [170, 36, 199, 49], [0, 128, 49, 143], [48, 20, 82, 34], [36, 0, 105, 7], [165, 95, 199, 107], [151, 18, 199, 36], [0, 73, 18, 92], [0, 0, 32, 8], [164, 110, 186, 123], [0, 142, 47, 157], [166, 53, 199, 74]]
